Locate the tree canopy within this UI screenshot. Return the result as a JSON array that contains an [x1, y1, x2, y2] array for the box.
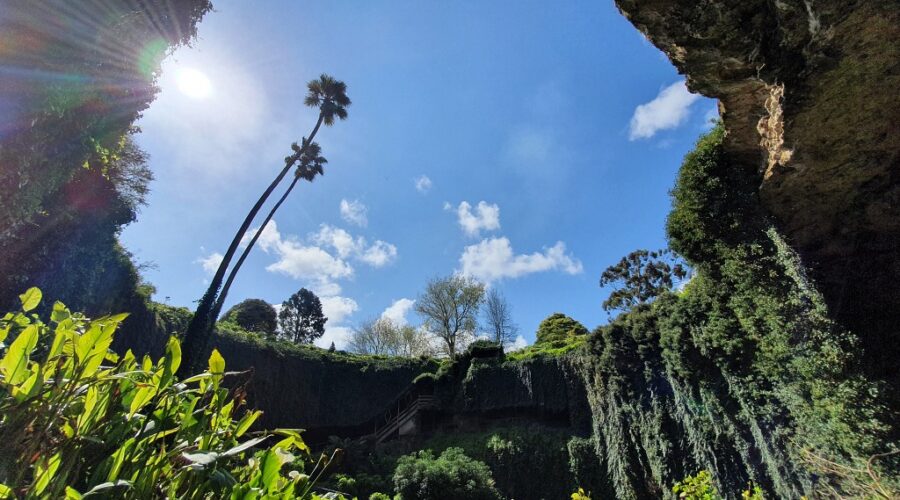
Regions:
[[535, 313, 588, 345], [222, 299, 278, 335], [599, 249, 688, 312], [278, 288, 327, 344], [415, 275, 485, 358]]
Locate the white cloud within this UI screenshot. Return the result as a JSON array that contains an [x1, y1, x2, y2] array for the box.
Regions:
[[508, 335, 529, 352], [316, 326, 353, 350], [629, 80, 700, 140], [321, 296, 359, 325], [382, 298, 415, 326], [456, 201, 501, 237], [252, 221, 397, 296], [312, 225, 363, 259], [359, 241, 398, 268], [414, 175, 433, 194], [340, 199, 368, 227], [197, 252, 223, 275], [459, 237, 583, 284]]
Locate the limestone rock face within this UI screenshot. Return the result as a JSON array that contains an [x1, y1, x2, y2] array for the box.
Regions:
[[615, 0, 900, 382]]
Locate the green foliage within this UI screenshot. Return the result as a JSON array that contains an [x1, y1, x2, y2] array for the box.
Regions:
[[574, 125, 898, 498], [392, 448, 501, 500], [570, 488, 591, 500], [223, 299, 278, 336], [535, 313, 588, 345], [369, 493, 392, 500], [1, 0, 210, 326], [0, 288, 332, 498], [279, 289, 327, 345], [672, 471, 718, 500], [505, 333, 587, 361], [599, 248, 687, 312]]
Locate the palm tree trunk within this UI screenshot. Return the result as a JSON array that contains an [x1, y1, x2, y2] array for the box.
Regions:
[[209, 173, 302, 322], [179, 113, 324, 376]]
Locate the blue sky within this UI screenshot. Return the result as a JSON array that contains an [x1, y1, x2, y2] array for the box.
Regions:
[[121, 0, 716, 349]]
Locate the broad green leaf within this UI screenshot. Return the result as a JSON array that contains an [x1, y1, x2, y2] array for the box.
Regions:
[[164, 336, 181, 377], [129, 386, 157, 415], [208, 349, 225, 374], [107, 439, 134, 481], [78, 385, 99, 431], [51, 301, 70, 323], [0, 324, 39, 384], [82, 480, 131, 497], [19, 287, 42, 312], [13, 364, 41, 402], [259, 449, 282, 493], [65, 486, 83, 499], [0, 483, 13, 498], [34, 452, 61, 495], [182, 451, 221, 468], [222, 435, 268, 457], [235, 410, 262, 437]]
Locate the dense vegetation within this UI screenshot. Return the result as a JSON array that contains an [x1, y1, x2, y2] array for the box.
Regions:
[[0, 289, 335, 498], [0, 1, 211, 349]]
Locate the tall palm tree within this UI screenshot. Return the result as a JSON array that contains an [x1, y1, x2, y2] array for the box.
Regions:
[[209, 143, 328, 321], [180, 74, 349, 375]]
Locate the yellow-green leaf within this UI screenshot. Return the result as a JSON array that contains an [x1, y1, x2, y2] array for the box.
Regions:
[[0, 483, 14, 498], [51, 301, 70, 323], [129, 386, 157, 415], [208, 349, 225, 374], [164, 337, 181, 376], [34, 452, 61, 495], [235, 410, 262, 437], [65, 486, 83, 499], [19, 287, 42, 312], [1, 324, 39, 385]]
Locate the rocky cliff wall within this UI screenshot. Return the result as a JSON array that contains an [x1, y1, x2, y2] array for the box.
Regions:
[[615, 0, 900, 387]]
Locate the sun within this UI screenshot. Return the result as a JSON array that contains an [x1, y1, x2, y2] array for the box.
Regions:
[[176, 68, 212, 99]]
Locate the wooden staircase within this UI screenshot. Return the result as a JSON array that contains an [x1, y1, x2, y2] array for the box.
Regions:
[[373, 389, 438, 444]]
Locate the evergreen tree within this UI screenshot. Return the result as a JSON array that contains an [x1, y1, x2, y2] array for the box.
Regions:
[[278, 288, 327, 344]]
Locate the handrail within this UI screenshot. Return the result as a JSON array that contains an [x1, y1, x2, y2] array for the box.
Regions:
[[374, 395, 438, 443]]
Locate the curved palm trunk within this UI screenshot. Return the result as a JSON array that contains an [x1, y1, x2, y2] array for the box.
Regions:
[[179, 114, 324, 376], [209, 173, 302, 323]]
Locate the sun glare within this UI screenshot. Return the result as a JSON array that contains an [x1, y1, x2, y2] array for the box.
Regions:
[[176, 68, 212, 99]]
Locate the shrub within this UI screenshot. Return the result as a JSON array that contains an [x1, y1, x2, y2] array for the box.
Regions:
[[535, 313, 588, 345], [222, 298, 278, 335], [392, 447, 501, 500], [0, 288, 330, 498], [369, 493, 392, 500]]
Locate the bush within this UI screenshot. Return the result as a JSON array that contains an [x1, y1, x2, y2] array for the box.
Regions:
[[0, 288, 329, 498], [393, 447, 501, 500], [222, 298, 278, 335], [535, 313, 588, 345], [369, 493, 392, 500]]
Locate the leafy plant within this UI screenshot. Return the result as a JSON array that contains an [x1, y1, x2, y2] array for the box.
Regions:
[[570, 487, 591, 500], [0, 288, 335, 498], [534, 313, 588, 345], [672, 471, 718, 500], [392, 447, 500, 500]]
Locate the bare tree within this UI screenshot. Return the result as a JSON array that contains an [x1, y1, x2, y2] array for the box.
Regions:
[[348, 318, 397, 355], [415, 275, 485, 358], [483, 288, 518, 347], [348, 317, 433, 357]]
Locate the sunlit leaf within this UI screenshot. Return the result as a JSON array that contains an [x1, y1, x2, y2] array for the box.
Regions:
[[19, 287, 42, 312], [34, 452, 62, 495], [208, 349, 225, 374], [223, 436, 268, 457], [235, 410, 262, 437], [129, 386, 157, 415], [51, 301, 70, 323], [0, 323, 39, 384]]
